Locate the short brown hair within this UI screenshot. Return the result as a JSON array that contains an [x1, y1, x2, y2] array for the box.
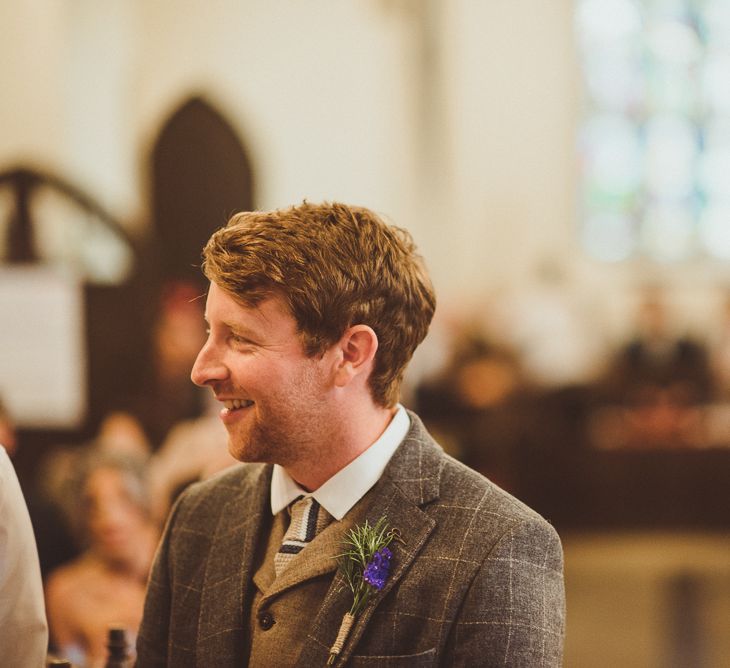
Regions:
[[201, 201, 436, 407]]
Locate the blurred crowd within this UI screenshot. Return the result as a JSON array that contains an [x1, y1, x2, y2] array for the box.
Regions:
[[413, 284, 730, 531], [416, 285, 730, 466], [2, 282, 730, 666]]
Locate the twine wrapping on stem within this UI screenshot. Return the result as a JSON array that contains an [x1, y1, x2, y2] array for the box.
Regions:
[[327, 612, 355, 665]]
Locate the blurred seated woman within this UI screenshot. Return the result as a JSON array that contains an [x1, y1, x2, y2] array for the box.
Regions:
[[45, 452, 159, 667]]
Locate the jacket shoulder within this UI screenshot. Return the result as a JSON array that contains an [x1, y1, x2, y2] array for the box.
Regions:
[[440, 452, 548, 527], [171, 462, 270, 525], [402, 411, 559, 550]]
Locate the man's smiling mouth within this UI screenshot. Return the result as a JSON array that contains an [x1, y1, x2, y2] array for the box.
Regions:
[[223, 399, 255, 410]]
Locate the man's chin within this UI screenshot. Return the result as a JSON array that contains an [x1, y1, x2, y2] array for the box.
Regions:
[[227, 437, 267, 464]]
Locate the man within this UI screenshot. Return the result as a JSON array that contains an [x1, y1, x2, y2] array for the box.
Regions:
[[137, 202, 565, 667]]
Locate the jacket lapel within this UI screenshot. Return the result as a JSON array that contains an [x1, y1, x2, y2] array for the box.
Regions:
[[197, 464, 272, 664], [296, 414, 444, 666]]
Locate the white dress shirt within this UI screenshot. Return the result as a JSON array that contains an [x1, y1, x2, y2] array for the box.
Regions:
[[0, 446, 48, 668], [271, 405, 410, 520]]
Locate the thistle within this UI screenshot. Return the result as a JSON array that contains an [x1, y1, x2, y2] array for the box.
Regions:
[[327, 517, 397, 665]]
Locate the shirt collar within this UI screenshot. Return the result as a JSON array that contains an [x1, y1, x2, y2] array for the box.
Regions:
[[270, 404, 410, 520]]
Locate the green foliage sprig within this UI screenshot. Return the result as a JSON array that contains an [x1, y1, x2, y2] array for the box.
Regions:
[[337, 516, 397, 616]]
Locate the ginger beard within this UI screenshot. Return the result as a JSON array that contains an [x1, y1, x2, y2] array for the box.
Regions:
[[218, 359, 333, 469]]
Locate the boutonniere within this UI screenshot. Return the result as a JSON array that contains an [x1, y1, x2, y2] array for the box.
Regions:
[[327, 516, 399, 665]]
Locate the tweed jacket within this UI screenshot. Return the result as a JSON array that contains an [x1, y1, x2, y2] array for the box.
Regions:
[[136, 412, 565, 667]]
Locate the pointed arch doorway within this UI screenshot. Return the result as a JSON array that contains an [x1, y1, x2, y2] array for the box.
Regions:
[[150, 95, 255, 289]]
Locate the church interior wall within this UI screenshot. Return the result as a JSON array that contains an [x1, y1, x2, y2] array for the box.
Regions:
[[3, 3, 730, 666], [3, 0, 728, 341]]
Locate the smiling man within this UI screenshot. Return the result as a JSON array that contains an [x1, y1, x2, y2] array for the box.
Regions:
[[136, 201, 565, 667]]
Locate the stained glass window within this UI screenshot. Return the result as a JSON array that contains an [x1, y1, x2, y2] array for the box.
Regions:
[[575, 0, 730, 261]]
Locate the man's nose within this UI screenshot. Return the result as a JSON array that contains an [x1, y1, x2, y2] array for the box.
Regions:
[[191, 341, 228, 387]]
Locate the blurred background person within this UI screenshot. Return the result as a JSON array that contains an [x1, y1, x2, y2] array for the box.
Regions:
[[416, 326, 526, 491], [0, 444, 48, 668], [601, 287, 713, 449], [28, 411, 153, 581], [93, 411, 152, 460], [44, 452, 159, 668], [0, 395, 79, 581]]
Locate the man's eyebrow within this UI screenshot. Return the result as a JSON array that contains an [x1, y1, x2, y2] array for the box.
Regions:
[[222, 320, 261, 338]]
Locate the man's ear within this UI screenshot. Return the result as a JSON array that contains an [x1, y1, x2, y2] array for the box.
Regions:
[[333, 325, 379, 388]]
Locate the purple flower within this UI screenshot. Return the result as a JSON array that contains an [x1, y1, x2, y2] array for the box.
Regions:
[[363, 547, 393, 591]]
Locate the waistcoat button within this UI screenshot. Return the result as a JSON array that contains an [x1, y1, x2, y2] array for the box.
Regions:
[[258, 611, 275, 630]]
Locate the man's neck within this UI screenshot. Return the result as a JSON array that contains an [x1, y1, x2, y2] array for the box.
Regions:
[[285, 403, 397, 492]]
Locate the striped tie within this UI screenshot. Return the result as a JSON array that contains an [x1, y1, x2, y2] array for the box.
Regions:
[[274, 496, 332, 577]]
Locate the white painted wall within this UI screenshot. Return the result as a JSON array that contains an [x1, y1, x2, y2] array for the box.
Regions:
[[1, 0, 729, 364], [130, 0, 420, 233], [0, 1, 67, 168]]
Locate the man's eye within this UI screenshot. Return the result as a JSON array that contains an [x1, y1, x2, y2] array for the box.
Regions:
[[231, 334, 252, 346]]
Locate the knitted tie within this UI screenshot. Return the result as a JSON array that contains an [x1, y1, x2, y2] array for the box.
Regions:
[[274, 496, 332, 577]]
